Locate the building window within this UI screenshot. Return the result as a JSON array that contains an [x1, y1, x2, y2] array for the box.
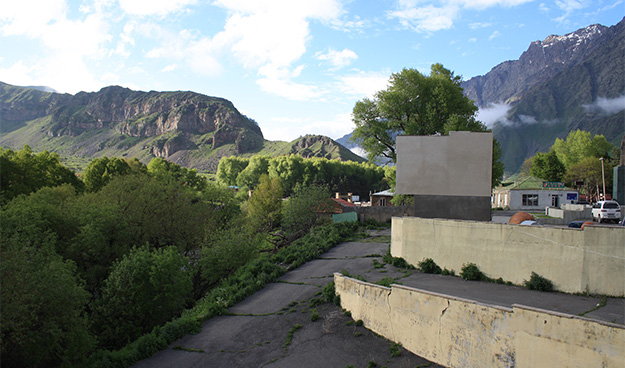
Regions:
[[379, 198, 387, 206], [522, 194, 538, 207]]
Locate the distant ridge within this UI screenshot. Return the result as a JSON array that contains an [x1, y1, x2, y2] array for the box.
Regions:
[[0, 82, 365, 172]]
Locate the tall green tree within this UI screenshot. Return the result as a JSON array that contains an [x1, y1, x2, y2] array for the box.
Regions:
[[92, 246, 193, 349], [351, 64, 503, 186], [552, 130, 613, 170], [565, 157, 610, 200], [83, 156, 131, 192], [236, 156, 271, 189], [247, 174, 283, 233], [1, 241, 94, 367], [530, 151, 566, 182], [216, 156, 249, 186], [147, 157, 207, 191], [0, 145, 83, 203]]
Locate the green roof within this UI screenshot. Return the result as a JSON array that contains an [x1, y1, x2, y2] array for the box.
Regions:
[[496, 175, 573, 191]]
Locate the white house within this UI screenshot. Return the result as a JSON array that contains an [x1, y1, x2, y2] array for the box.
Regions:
[[492, 175, 579, 211]]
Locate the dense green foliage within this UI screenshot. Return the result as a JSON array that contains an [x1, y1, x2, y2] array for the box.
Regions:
[[1, 241, 94, 368], [350, 64, 504, 187], [0, 146, 362, 367], [0, 145, 84, 203], [523, 129, 617, 199], [216, 154, 387, 197], [530, 151, 566, 182], [92, 246, 193, 350]]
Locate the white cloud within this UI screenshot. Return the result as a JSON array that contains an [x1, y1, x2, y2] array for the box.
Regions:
[[256, 78, 326, 101], [388, 3, 459, 32], [206, 0, 344, 100], [554, 0, 590, 23], [336, 70, 390, 98], [118, 0, 197, 17], [469, 22, 493, 29], [387, 0, 532, 32], [518, 114, 538, 124], [583, 95, 625, 115], [262, 112, 354, 141], [0, 0, 66, 38], [316, 48, 358, 70], [476, 102, 512, 128], [489, 30, 502, 40], [0, 0, 114, 93], [161, 64, 177, 72]]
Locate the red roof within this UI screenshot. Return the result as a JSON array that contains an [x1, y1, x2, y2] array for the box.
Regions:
[[331, 198, 356, 207]]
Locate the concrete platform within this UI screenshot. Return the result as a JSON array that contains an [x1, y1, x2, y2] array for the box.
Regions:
[[134, 228, 623, 367]]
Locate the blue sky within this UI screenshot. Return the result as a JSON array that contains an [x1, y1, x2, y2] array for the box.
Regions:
[[1, 0, 623, 142]]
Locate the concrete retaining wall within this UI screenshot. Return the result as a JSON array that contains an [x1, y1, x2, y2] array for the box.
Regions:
[[391, 217, 625, 296], [335, 274, 625, 368], [355, 206, 412, 224]]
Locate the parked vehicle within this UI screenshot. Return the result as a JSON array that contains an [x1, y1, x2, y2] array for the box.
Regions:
[[591, 200, 622, 223], [568, 220, 586, 228]]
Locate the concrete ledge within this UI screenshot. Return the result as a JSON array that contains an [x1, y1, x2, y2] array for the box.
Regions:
[[335, 273, 625, 368]]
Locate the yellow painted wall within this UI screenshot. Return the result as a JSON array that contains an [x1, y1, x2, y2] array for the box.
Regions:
[[391, 217, 625, 296], [335, 274, 625, 368]]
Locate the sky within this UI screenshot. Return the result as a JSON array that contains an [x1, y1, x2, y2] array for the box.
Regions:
[[1, 0, 623, 142]]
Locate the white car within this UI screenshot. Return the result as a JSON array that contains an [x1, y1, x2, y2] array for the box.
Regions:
[[591, 200, 622, 223]]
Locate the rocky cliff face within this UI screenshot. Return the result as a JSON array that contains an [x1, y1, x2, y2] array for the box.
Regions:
[[462, 23, 613, 107], [0, 83, 264, 158]]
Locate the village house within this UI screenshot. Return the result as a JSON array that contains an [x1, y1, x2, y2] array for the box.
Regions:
[[492, 175, 579, 211]]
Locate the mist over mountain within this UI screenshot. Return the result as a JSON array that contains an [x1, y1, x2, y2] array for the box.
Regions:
[[464, 17, 624, 174]]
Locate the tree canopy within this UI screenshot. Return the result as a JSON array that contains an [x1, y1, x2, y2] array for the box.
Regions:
[[530, 151, 566, 182], [351, 64, 503, 186], [552, 130, 613, 170]]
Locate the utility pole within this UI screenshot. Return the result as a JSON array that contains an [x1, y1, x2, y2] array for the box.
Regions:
[[599, 157, 606, 200]]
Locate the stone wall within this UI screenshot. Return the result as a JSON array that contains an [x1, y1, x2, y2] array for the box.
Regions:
[[391, 217, 625, 296], [335, 274, 625, 368]]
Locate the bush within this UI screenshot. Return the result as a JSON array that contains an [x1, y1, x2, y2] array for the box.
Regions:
[[524, 272, 554, 292], [382, 249, 414, 269], [418, 258, 442, 274], [460, 263, 486, 281]]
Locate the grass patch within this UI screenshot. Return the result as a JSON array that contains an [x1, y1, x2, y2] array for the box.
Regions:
[[389, 342, 402, 357], [282, 324, 303, 351], [172, 346, 204, 353], [310, 308, 320, 322]]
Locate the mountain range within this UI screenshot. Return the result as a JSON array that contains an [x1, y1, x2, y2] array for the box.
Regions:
[[0, 83, 364, 172], [338, 17, 625, 174]]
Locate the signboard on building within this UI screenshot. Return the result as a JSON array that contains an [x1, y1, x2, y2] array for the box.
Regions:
[[542, 182, 565, 189]]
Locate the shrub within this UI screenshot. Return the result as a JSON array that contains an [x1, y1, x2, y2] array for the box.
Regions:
[[418, 258, 442, 274], [310, 308, 320, 322], [382, 249, 414, 269], [524, 272, 554, 292], [460, 263, 486, 281], [441, 268, 455, 276], [389, 342, 402, 357]]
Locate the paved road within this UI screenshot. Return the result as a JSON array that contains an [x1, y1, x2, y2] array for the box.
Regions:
[[134, 228, 623, 367]]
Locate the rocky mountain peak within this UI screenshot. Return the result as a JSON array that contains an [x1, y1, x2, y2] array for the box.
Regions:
[[462, 19, 620, 107]]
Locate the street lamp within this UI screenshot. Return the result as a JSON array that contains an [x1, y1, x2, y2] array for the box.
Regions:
[[599, 157, 606, 200]]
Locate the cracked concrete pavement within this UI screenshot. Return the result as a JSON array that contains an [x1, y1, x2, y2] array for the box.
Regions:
[[134, 229, 442, 368]]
